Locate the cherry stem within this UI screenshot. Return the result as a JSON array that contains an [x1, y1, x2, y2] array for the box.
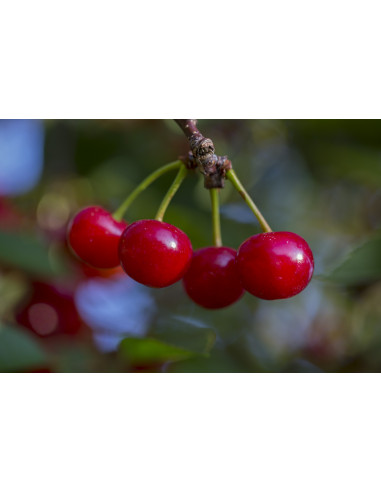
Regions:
[[112, 160, 183, 221], [226, 169, 272, 233], [210, 188, 222, 247], [155, 164, 188, 222]]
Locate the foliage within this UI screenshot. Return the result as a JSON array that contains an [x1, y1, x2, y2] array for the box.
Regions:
[[0, 324, 47, 372], [0, 119, 380, 372]]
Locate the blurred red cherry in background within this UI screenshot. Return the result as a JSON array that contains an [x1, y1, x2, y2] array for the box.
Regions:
[[16, 282, 83, 337]]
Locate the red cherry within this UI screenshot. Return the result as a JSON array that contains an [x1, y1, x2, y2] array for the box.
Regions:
[[67, 206, 127, 268], [119, 219, 193, 288], [236, 231, 314, 300], [16, 282, 83, 337], [182, 247, 244, 309], [0, 197, 22, 229]]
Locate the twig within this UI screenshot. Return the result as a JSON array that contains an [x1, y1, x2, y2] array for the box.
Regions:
[[175, 119, 231, 189]]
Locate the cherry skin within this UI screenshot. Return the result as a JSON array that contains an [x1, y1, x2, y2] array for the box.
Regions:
[[236, 231, 314, 300], [183, 247, 244, 309], [67, 206, 127, 269], [119, 219, 193, 288]]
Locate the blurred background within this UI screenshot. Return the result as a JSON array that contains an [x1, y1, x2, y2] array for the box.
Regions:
[[0, 119, 380, 372]]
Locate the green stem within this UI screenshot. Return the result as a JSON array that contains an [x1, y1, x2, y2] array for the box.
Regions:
[[210, 189, 222, 247], [155, 164, 188, 221], [226, 169, 272, 233], [112, 160, 183, 221]]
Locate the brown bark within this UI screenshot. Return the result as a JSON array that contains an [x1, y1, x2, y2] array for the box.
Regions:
[[175, 119, 231, 189]]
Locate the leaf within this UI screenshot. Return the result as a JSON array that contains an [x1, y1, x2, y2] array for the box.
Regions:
[[0, 324, 48, 372], [118, 337, 198, 366], [0, 230, 65, 277], [327, 232, 381, 286], [154, 327, 216, 356], [307, 143, 381, 187], [169, 349, 252, 373], [152, 313, 216, 355]]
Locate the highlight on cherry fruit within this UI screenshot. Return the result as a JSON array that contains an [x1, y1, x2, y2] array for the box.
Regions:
[[67, 119, 314, 308]]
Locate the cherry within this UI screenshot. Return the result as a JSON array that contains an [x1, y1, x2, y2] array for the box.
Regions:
[[0, 197, 22, 229], [236, 231, 314, 300], [67, 206, 127, 269], [16, 282, 83, 337], [119, 219, 193, 288], [183, 247, 244, 309]]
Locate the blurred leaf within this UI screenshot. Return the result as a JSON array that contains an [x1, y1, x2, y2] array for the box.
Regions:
[[292, 119, 381, 147], [286, 359, 324, 373], [169, 348, 249, 373], [0, 272, 28, 319], [307, 143, 381, 187], [327, 231, 381, 286], [0, 324, 48, 372], [153, 314, 216, 355], [0, 230, 65, 277], [118, 337, 199, 366], [53, 342, 102, 373], [74, 123, 124, 174]]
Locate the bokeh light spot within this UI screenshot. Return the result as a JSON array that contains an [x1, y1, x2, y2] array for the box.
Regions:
[[28, 303, 59, 336]]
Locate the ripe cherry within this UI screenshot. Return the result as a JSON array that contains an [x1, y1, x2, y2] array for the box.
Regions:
[[183, 247, 244, 309], [236, 231, 314, 300], [119, 219, 193, 288], [67, 206, 127, 269], [0, 197, 22, 230], [16, 282, 82, 337]]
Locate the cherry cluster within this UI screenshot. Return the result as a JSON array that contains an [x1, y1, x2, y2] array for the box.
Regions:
[[67, 203, 314, 309], [66, 120, 314, 309]]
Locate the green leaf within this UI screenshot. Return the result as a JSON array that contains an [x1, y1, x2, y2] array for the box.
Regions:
[[169, 349, 252, 373], [118, 338, 198, 366], [0, 230, 65, 277], [307, 143, 381, 187], [327, 232, 381, 286], [154, 326, 216, 356], [152, 312, 217, 355], [0, 324, 48, 372]]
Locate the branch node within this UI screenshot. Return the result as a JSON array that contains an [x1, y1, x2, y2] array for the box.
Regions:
[[175, 119, 229, 189]]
